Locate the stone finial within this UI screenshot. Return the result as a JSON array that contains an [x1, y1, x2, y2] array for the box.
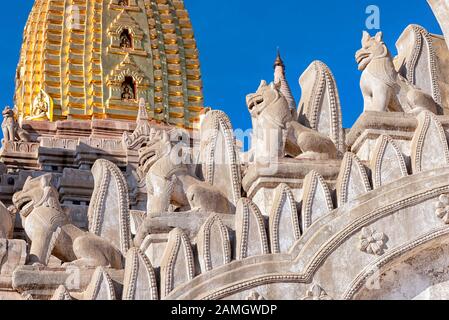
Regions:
[[269, 184, 301, 254], [273, 49, 297, 114]]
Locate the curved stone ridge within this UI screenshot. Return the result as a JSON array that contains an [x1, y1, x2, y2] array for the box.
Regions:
[[88, 159, 132, 255], [122, 247, 158, 300], [200, 110, 242, 206], [235, 198, 270, 260], [336, 152, 372, 206], [370, 135, 408, 189], [196, 214, 232, 273], [411, 111, 449, 173], [396, 24, 441, 105], [301, 170, 334, 231], [269, 184, 301, 254], [160, 228, 195, 298], [299, 60, 345, 153], [84, 267, 116, 301]]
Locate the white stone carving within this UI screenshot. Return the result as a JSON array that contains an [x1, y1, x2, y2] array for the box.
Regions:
[[411, 111, 449, 173], [269, 183, 301, 254], [235, 198, 270, 260]]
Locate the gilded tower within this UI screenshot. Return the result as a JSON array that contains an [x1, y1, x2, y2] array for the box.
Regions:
[[14, 0, 204, 128]]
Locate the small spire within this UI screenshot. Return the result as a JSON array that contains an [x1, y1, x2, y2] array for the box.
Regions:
[[137, 98, 149, 122], [274, 48, 285, 69], [273, 48, 297, 115]]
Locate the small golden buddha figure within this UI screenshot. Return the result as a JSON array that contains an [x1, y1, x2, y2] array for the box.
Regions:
[[26, 90, 50, 121]]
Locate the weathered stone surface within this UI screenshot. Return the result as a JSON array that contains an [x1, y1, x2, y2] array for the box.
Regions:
[[122, 248, 158, 301], [0, 240, 27, 276], [336, 152, 372, 206], [411, 111, 449, 173], [370, 135, 408, 188], [301, 171, 334, 231], [269, 184, 301, 254], [12, 265, 124, 300], [235, 198, 270, 260], [160, 228, 195, 298]]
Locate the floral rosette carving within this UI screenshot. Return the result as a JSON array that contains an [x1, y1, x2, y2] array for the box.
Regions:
[[359, 227, 387, 256]]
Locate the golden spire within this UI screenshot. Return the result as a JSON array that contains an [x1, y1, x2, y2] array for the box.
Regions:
[[14, 0, 204, 129]]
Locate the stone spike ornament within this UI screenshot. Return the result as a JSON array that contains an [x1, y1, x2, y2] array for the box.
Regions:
[[396, 24, 442, 106], [301, 170, 334, 231], [5, 0, 449, 301], [160, 228, 195, 299], [269, 183, 301, 254], [200, 110, 242, 206], [235, 198, 270, 260], [274, 49, 297, 116], [88, 159, 132, 255], [196, 214, 232, 273], [411, 111, 449, 173], [336, 152, 372, 206], [298, 60, 345, 153], [122, 248, 158, 300], [370, 135, 408, 188]]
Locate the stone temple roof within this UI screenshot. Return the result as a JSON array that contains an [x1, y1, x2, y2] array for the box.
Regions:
[[14, 0, 204, 129]]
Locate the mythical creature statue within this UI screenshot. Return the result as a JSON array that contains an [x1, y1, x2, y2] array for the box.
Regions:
[[12, 174, 122, 268], [356, 31, 438, 114], [2, 106, 15, 144], [246, 80, 337, 160], [1, 106, 31, 144], [138, 132, 233, 218]]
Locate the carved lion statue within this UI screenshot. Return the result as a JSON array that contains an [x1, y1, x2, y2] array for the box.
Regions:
[[13, 174, 122, 268], [246, 80, 337, 160], [139, 132, 234, 216], [356, 31, 438, 114]]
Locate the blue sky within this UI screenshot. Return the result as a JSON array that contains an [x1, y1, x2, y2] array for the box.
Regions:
[[0, 1, 442, 132]]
